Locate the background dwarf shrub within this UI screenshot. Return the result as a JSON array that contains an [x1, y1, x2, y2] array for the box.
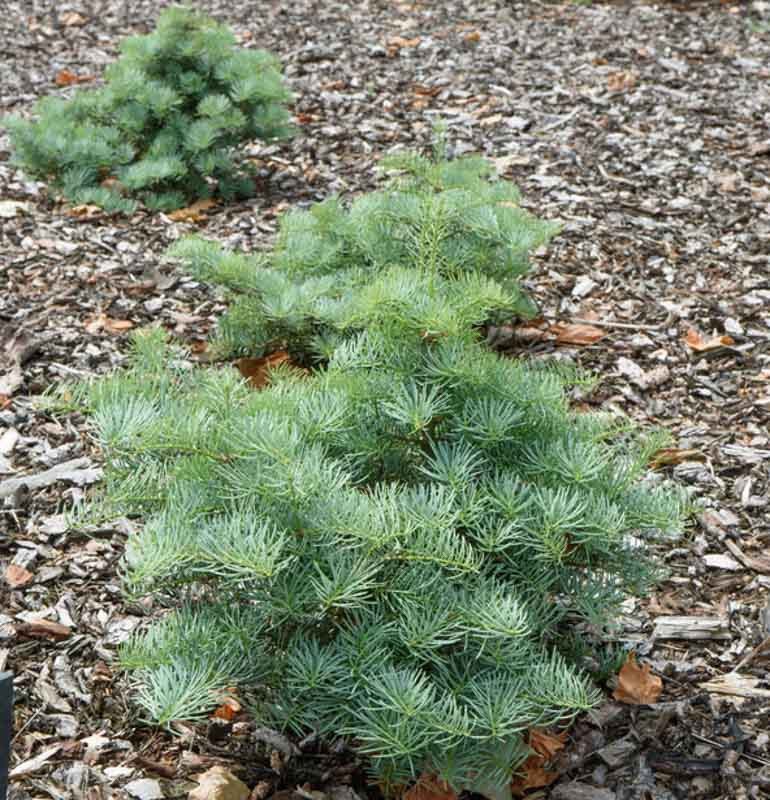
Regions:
[[71, 147, 687, 796], [3, 5, 292, 213]]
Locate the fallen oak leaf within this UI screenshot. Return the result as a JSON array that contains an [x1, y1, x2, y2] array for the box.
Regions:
[[103, 318, 134, 334], [55, 68, 96, 86], [235, 351, 305, 390], [85, 313, 135, 335], [166, 197, 218, 223], [529, 728, 568, 760], [511, 764, 559, 796], [411, 84, 440, 110], [67, 203, 103, 219], [100, 176, 126, 193], [550, 322, 606, 346], [613, 651, 662, 705], [403, 774, 457, 800], [684, 328, 734, 352], [5, 563, 34, 588], [211, 690, 242, 721], [511, 728, 567, 797]]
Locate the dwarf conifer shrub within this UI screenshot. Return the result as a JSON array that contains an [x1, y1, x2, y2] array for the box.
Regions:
[[167, 146, 557, 358], [72, 148, 686, 796], [3, 6, 292, 213]]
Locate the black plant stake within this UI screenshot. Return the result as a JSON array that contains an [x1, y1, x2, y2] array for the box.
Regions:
[[0, 671, 12, 799]]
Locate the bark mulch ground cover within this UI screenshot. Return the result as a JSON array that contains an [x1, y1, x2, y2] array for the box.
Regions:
[[2, 1, 770, 798]]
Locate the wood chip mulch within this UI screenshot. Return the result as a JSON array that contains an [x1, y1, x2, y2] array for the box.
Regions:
[[2, 1, 770, 798]]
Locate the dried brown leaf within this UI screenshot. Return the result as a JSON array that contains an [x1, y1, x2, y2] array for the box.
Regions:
[[235, 350, 294, 389], [403, 774, 457, 800], [529, 728, 568, 759], [85, 314, 134, 335], [512, 764, 560, 796], [67, 203, 103, 219], [55, 68, 95, 86], [166, 197, 218, 223], [134, 756, 176, 779], [511, 728, 567, 796], [650, 447, 706, 469], [211, 692, 242, 721], [613, 652, 662, 705], [5, 563, 33, 588], [550, 322, 606, 346], [684, 328, 734, 352], [104, 318, 134, 334], [100, 176, 125, 193]]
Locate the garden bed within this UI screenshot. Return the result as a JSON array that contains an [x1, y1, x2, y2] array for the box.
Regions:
[[2, 1, 770, 798]]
